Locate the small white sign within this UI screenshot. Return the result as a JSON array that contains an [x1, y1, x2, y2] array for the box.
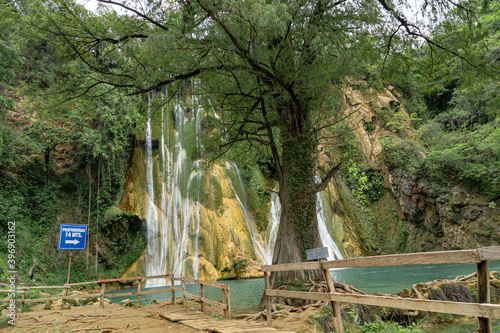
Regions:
[[306, 247, 329, 261]]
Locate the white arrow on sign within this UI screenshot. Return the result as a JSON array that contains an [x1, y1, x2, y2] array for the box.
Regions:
[[65, 239, 80, 245]]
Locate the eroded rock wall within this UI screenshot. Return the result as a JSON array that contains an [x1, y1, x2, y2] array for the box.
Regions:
[[320, 79, 499, 256]]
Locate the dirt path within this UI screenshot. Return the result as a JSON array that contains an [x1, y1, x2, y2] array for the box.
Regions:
[[1, 298, 317, 333], [1, 300, 205, 333]]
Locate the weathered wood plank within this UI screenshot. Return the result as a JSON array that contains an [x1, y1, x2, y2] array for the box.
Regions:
[[262, 249, 489, 273], [171, 276, 175, 304], [183, 291, 201, 302], [265, 271, 272, 327], [222, 287, 228, 318], [142, 274, 173, 281], [109, 288, 172, 298], [266, 290, 500, 319], [159, 310, 206, 322], [322, 267, 343, 333], [477, 261, 493, 333], [182, 277, 229, 289], [17, 285, 69, 290], [160, 308, 295, 332], [66, 274, 172, 286], [321, 250, 480, 269], [201, 296, 228, 309], [261, 262, 321, 272], [0, 292, 102, 303], [226, 285, 231, 318], [100, 283, 106, 308], [97, 277, 143, 283], [477, 247, 500, 261]]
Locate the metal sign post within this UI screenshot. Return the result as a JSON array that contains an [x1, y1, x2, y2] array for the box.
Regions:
[[58, 224, 88, 284]]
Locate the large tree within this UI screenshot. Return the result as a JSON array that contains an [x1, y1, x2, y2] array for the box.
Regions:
[[37, 0, 490, 284]]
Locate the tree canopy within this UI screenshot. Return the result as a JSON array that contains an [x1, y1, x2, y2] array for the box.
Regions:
[[22, 0, 499, 283]]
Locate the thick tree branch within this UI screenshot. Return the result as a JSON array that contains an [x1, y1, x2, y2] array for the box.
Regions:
[[315, 162, 342, 193]]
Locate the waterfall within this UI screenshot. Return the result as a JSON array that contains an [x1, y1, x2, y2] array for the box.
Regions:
[[316, 191, 344, 260], [226, 162, 268, 264], [143, 90, 341, 282], [144, 91, 203, 285], [264, 188, 280, 264], [145, 92, 163, 286], [264, 183, 344, 263]]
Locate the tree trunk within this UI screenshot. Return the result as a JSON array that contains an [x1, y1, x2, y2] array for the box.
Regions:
[[270, 104, 323, 287], [86, 162, 92, 274], [95, 159, 100, 275]]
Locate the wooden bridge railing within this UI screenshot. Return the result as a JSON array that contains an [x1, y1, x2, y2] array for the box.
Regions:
[[262, 246, 500, 333], [0, 274, 231, 318], [172, 277, 231, 318]]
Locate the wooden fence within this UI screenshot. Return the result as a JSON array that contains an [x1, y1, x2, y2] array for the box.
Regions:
[[0, 274, 231, 318], [262, 246, 500, 333]]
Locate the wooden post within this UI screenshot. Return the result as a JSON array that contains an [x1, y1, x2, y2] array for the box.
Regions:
[[264, 271, 272, 327], [182, 278, 187, 306], [321, 264, 344, 333], [62, 286, 69, 307], [222, 287, 228, 318], [66, 252, 73, 284], [226, 285, 231, 319], [200, 284, 205, 313], [477, 260, 493, 333], [20, 289, 25, 312], [100, 282, 106, 309], [171, 276, 175, 304], [137, 279, 142, 308]]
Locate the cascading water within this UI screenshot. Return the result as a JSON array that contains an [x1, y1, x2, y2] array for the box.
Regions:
[[143, 89, 342, 284], [145, 92, 163, 286], [226, 162, 268, 264], [316, 191, 344, 260], [144, 91, 204, 286], [264, 188, 280, 264], [264, 183, 344, 262]]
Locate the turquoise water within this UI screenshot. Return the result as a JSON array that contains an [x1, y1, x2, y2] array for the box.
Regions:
[[107, 261, 500, 329], [107, 278, 265, 314], [330, 261, 500, 295]]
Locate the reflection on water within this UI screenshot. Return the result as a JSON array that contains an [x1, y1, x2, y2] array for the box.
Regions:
[[107, 261, 500, 323]]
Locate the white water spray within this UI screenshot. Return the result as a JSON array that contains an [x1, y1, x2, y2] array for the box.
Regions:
[[264, 181, 344, 262], [226, 162, 268, 264]]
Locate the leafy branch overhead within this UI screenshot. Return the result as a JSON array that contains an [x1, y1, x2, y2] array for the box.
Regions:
[[12, 0, 498, 280]]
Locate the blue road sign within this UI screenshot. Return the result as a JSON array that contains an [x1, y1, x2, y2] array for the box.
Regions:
[[58, 224, 88, 250]]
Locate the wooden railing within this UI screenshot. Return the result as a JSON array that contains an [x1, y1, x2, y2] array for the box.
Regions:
[[0, 274, 231, 318], [172, 277, 231, 318], [262, 246, 500, 333]]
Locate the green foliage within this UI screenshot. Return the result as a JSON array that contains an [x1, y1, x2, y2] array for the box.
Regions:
[[292, 279, 303, 288], [380, 138, 424, 175], [421, 120, 500, 200], [0, 258, 8, 281], [0, 0, 24, 84], [0, 315, 11, 328], [239, 163, 270, 232], [345, 162, 386, 208], [0, 96, 14, 110], [345, 320, 424, 333], [234, 259, 247, 269]]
